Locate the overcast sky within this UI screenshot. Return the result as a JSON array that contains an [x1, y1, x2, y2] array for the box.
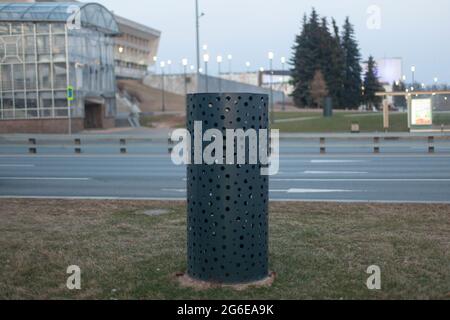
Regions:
[[98, 0, 450, 83]]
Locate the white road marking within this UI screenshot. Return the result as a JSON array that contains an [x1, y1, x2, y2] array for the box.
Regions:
[[310, 160, 367, 164], [287, 188, 356, 193], [0, 177, 90, 181], [0, 164, 35, 167], [304, 171, 368, 175], [162, 189, 186, 193]]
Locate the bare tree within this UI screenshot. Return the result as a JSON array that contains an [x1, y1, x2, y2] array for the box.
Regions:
[[310, 70, 329, 108]]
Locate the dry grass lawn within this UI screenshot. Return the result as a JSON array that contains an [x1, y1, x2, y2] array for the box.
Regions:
[[0, 199, 449, 300]]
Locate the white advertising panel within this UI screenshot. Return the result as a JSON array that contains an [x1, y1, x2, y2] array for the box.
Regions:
[[411, 99, 432, 126]]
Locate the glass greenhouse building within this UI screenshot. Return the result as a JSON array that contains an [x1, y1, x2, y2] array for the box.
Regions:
[[0, 2, 120, 133]]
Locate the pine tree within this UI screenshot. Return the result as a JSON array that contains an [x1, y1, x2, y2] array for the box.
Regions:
[[362, 56, 384, 110], [341, 17, 362, 109], [392, 81, 407, 107], [290, 9, 322, 107], [328, 18, 345, 108], [290, 14, 309, 107], [291, 10, 346, 109]]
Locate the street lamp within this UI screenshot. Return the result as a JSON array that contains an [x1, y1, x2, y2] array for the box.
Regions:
[[281, 56, 286, 111], [118, 46, 124, 54], [182, 58, 188, 96], [152, 56, 158, 72], [160, 61, 166, 112], [268, 51, 274, 124], [167, 60, 172, 74], [217, 55, 223, 93], [411, 66, 416, 91], [245, 61, 250, 73], [195, 0, 205, 76], [433, 77, 439, 91], [203, 53, 209, 92], [227, 54, 232, 78]]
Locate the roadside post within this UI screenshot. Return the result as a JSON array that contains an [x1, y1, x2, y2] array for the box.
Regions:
[[323, 97, 333, 117], [184, 93, 271, 285], [67, 85, 74, 135], [383, 100, 389, 132]]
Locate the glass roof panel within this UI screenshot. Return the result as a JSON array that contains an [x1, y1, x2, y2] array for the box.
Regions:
[[0, 2, 120, 35]]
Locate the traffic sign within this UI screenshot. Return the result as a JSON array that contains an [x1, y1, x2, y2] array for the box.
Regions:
[[67, 86, 74, 102]]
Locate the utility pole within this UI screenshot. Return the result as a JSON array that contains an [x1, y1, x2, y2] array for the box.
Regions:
[[195, 0, 201, 77]]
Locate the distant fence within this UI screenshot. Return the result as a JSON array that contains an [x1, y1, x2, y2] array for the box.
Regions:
[[1, 133, 450, 155]]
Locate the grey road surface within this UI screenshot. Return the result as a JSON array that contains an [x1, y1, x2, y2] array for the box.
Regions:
[[1, 153, 449, 203]]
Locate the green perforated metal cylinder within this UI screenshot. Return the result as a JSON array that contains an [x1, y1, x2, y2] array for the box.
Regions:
[[186, 93, 269, 284]]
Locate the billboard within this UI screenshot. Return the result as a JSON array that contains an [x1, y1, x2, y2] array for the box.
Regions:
[[361, 58, 403, 84], [377, 58, 403, 84], [411, 99, 433, 126]]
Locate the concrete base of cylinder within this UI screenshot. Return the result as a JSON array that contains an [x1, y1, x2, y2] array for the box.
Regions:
[[175, 271, 276, 291]]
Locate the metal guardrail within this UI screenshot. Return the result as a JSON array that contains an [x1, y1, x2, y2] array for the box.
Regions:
[[0, 135, 168, 155], [1, 133, 450, 155], [286, 135, 450, 154]]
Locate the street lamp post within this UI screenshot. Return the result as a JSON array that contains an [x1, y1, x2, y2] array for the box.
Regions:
[[195, 0, 202, 76], [281, 56, 286, 112], [268, 51, 274, 124], [182, 58, 188, 96], [227, 54, 232, 79], [217, 55, 223, 93], [245, 61, 250, 73], [411, 66, 416, 91], [152, 56, 158, 73], [245, 61, 251, 83], [203, 53, 209, 92], [160, 61, 166, 112]]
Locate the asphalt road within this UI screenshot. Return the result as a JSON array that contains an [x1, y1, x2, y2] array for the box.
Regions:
[[1, 153, 450, 203]]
